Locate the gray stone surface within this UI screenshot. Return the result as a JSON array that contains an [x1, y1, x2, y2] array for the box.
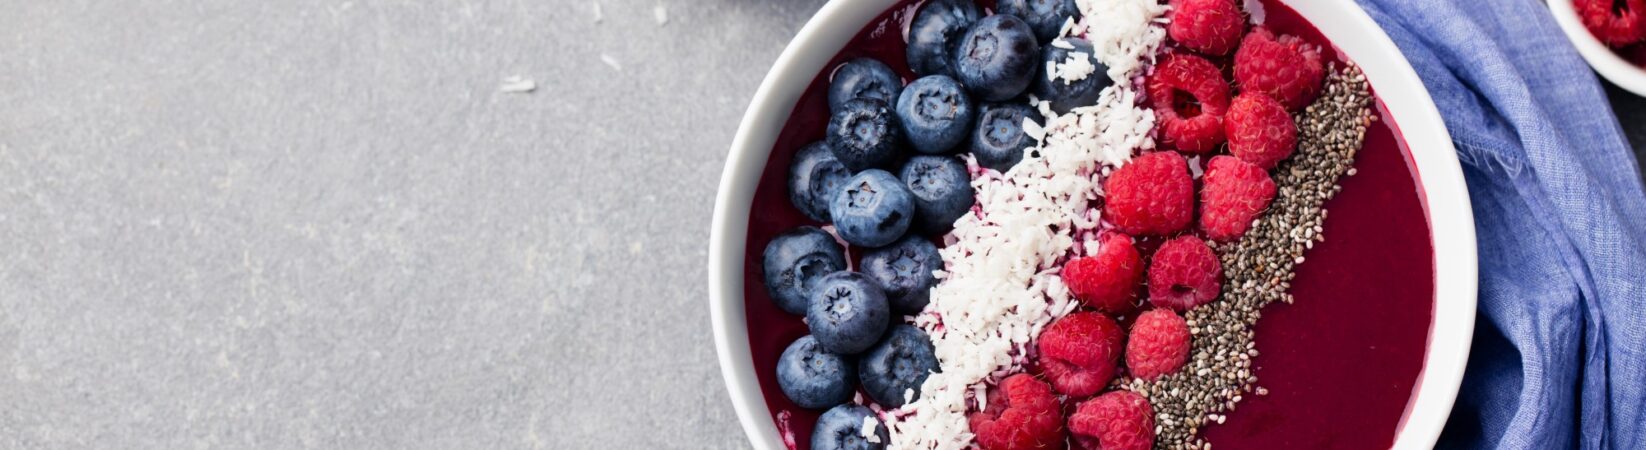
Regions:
[[3, 1, 1645, 449], [0, 0, 824, 448]]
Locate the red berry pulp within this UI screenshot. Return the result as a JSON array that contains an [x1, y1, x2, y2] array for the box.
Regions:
[[737, 0, 1434, 448]]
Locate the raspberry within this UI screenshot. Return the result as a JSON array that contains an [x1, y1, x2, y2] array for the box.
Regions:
[[1579, 0, 1646, 47], [1627, 42, 1646, 64], [1146, 53, 1230, 153], [1147, 235, 1223, 311], [1069, 390, 1156, 450], [1233, 27, 1324, 111], [1062, 233, 1144, 313], [1036, 312, 1125, 398], [1103, 151, 1194, 236], [1225, 92, 1296, 169], [1125, 309, 1192, 380], [969, 374, 1066, 450], [1167, 0, 1244, 56], [1199, 156, 1277, 242]]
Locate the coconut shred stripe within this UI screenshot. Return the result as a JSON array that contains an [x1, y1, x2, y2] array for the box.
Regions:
[[881, 1, 1169, 449]]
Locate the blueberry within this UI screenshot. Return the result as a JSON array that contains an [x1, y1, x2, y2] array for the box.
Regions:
[[971, 103, 1038, 173], [859, 324, 940, 408], [895, 75, 976, 155], [906, 0, 983, 78], [996, 0, 1081, 43], [776, 335, 857, 409], [952, 14, 1042, 102], [806, 272, 891, 355], [1032, 38, 1113, 114], [827, 98, 904, 172], [860, 235, 944, 314], [813, 404, 889, 450], [829, 169, 915, 248], [788, 141, 852, 222], [899, 155, 973, 234], [828, 58, 904, 114], [762, 227, 848, 315]]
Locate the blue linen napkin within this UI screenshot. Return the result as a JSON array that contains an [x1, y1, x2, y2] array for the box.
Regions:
[[1351, 0, 1646, 447]]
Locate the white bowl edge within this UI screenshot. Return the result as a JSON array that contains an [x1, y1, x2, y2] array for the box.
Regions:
[[710, 1, 1479, 449], [1548, 0, 1646, 97], [709, 1, 905, 448]]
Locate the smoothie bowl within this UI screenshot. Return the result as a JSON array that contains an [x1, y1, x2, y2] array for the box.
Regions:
[[709, 0, 1477, 448]]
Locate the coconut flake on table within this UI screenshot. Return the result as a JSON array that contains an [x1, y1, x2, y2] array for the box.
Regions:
[[499, 76, 536, 93], [880, 1, 1166, 448]]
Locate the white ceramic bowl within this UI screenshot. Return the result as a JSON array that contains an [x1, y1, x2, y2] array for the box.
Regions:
[[710, 1, 1478, 448], [1549, 0, 1646, 97]]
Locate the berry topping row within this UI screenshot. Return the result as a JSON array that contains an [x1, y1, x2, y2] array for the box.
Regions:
[[757, 0, 1354, 447], [953, 0, 1341, 448], [764, 0, 1134, 446]]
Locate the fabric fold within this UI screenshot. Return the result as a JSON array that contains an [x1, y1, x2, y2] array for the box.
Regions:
[[1354, 0, 1646, 448]]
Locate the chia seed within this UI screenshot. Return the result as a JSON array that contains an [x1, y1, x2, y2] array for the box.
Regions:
[[1125, 66, 1374, 450]]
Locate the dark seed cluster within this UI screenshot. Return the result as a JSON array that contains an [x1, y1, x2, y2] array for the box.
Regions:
[[1123, 66, 1374, 450]]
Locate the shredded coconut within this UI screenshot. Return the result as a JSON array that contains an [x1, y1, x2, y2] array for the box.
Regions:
[[1021, 117, 1046, 141], [863, 416, 883, 444], [600, 54, 623, 72], [881, 1, 1167, 448], [775, 410, 797, 450], [653, 4, 668, 25], [1244, 0, 1266, 25], [1057, 52, 1097, 84], [1070, 0, 1170, 82], [1188, 154, 1206, 179], [591, 2, 603, 23]]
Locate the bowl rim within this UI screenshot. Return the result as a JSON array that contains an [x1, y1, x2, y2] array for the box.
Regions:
[[709, 1, 1478, 448], [1548, 0, 1646, 97]]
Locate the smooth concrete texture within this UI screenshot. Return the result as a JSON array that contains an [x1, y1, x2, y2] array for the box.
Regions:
[[0, 0, 824, 448], [2, 1, 1645, 449]]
